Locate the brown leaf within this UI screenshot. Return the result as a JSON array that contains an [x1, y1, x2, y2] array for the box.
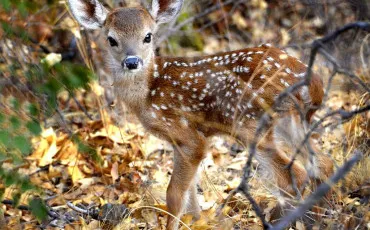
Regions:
[[111, 162, 119, 183], [90, 124, 136, 144]]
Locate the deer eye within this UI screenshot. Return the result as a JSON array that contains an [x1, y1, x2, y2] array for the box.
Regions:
[[144, 33, 152, 43], [108, 36, 118, 47]]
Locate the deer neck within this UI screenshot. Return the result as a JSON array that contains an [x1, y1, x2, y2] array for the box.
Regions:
[[111, 59, 154, 112]]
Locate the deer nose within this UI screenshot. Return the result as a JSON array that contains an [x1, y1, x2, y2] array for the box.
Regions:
[[123, 56, 142, 70]]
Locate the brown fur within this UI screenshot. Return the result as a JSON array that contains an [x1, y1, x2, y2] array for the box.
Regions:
[[105, 7, 152, 35]]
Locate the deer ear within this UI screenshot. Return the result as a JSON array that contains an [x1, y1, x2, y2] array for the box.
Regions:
[[68, 0, 108, 29], [150, 0, 183, 25]]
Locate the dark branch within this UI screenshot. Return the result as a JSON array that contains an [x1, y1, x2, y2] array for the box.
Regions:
[[270, 151, 363, 230], [235, 21, 370, 229]]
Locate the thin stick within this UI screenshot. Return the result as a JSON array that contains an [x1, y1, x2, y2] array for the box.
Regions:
[[270, 151, 363, 230]]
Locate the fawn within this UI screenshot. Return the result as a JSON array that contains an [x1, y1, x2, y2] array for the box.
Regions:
[[68, 0, 333, 228]]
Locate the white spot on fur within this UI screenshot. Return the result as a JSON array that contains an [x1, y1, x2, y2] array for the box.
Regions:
[[180, 117, 189, 127], [152, 104, 160, 110]]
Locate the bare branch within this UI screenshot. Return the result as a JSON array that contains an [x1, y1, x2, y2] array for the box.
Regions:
[[66, 201, 89, 215], [234, 21, 370, 229], [270, 151, 363, 230]]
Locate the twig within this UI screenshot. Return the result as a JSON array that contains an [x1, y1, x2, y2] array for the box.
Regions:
[[234, 21, 370, 229], [66, 201, 89, 215], [270, 151, 363, 230], [305, 21, 370, 80], [285, 103, 370, 178], [216, 189, 238, 216], [238, 182, 272, 229], [317, 48, 370, 93], [55, 106, 73, 136], [71, 93, 93, 120]]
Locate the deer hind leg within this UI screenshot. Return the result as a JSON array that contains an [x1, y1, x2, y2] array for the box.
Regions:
[[256, 140, 309, 197], [268, 112, 314, 196], [235, 123, 308, 196], [235, 123, 308, 197], [310, 140, 334, 182], [250, 123, 309, 224], [247, 131, 308, 224], [273, 112, 334, 190], [166, 133, 206, 230], [310, 140, 334, 203]]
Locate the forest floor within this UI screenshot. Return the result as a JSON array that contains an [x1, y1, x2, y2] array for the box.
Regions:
[[2, 67, 369, 229]]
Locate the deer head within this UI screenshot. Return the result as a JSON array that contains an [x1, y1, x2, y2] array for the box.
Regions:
[[68, 0, 183, 75]]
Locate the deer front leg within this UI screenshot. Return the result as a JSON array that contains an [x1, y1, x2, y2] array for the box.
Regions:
[[166, 136, 206, 230], [185, 179, 201, 219]]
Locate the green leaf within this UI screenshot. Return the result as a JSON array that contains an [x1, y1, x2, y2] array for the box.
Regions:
[[10, 98, 20, 110], [55, 63, 95, 90], [0, 113, 5, 123], [0, 0, 11, 12], [1, 22, 12, 36], [26, 121, 42, 135], [73, 136, 102, 164], [44, 77, 62, 94], [14, 136, 31, 155], [10, 116, 21, 130], [29, 198, 48, 221], [10, 151, 23, 164], [0, 168, 36, 192], [17, 1, 28, 18], [20, 180, 34, 192], [12, 192, 21, 206], [0, 187, 4, 201], [28, 103, 39, 117], [4, 172, 17, 187], [0, 130, 10, 145], [0, 150, 7, 160]]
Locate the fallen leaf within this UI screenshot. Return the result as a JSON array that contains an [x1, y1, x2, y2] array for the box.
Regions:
[[56, 140, 79, 166], [68, 165, 85, 184], [90, 124, 136, 144], [111, 162, 119, 183]]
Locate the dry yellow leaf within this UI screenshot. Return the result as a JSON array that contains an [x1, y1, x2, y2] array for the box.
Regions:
[[57, 140, 79, 166], [39, 140, 58, 166], [232, 11, 248, 30], [280, 28, 291, 46], [180, 214, 194, 226], [114, 217, 132, 230], [68, 165, 86, 184], [91, 124, 135, 144], [192, 217, 213, 230], [30, 128, 60, 166], [86, 220, 101, 229]]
